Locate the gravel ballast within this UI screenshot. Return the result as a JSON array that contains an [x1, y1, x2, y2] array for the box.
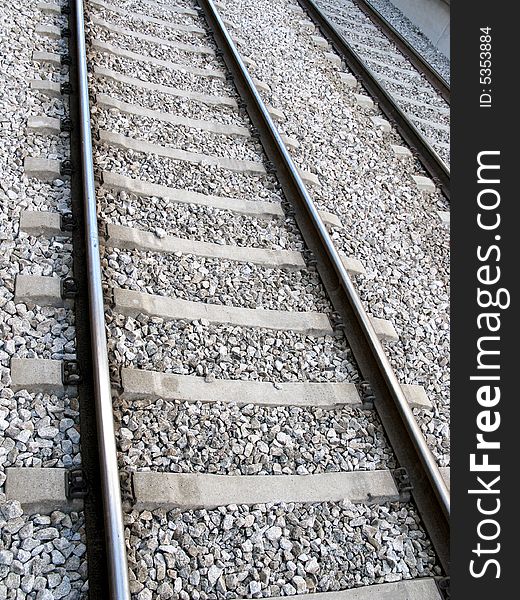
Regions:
[[102, 248, 331, 313], [1, 0, 88, 590], [366, 0, 450, 82], [317, 0, 450, 164], [125, 500, 439, 597], [107, 313, 359, 383], [115, 398, 395, 475], [220, 0, 450, 465]]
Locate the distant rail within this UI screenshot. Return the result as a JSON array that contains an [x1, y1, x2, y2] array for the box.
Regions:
[[298, 0, 450, 201], [353, 0, 450, 103]]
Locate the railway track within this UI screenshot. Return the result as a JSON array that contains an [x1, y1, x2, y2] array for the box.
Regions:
[[305, 0, 450, 198], [2, 0, 450, 597]]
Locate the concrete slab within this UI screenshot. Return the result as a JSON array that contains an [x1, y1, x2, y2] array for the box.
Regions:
[[141, 0, 199, 16], [27, 116, 61, 135], [391, 144, 413, 159], [401, 384, 433, 409], [312, 35, 329, 49], [365, 56, 419, 79], [230, 35, 246, 47], [15, 275, 65, 307], [10, 358, 70, 396], [412, 175, 436, 193], [90, 0, 205, 35], [324, 52, 342, 67], [437, 211, 450, 225], [30, 80, 62, 98], [101, 172, 282, 219], [369, 316, 399, 342], [249, 579, 443, 600], [24, 157, 62, 182], [289, 4, 304, 14], [371, 116, 392, 133], [94, 66, 237, 107], [392, 93, 450, 115], [132, 470, 399, 510], [37, 2, 61, 14], [340, 254, 366, 276], [297, 168, 320, 186], [5, 468, 83, 513], [121, 368, 361, 408], [374, 72, 432, 96], [91, 16, 214, 55], [19, 211, 68, 237], [339, 72, 358, 88], [253, 78, 271, 93], [315, 210, 340, 229], [35, 24, 61, 39], [355, 94, 375, 110], [96, 94, 249, 137], [105, 224, 306, 270], [241, 55, 257, 69], [351, 41, 402, 62], [266, 105, 286, 122], [32, 51, 62, 66], [412, 114, 450, 133], [113, 288, 333, 335], [299, 19, 316, 33], [99, 130, 266, 175], [91, 39, 225, 80], [279, 133, 299, 150]]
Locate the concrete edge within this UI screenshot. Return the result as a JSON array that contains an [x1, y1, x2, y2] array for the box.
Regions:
[[131, 470, 399, 510], [5, 468, 83, 514], [113, 288, 333, 335], [120, 368, 362, 408], [105, 223, 306, 270]]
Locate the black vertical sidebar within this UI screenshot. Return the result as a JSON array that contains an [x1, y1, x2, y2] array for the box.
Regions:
[[452, 1, 516, 597]]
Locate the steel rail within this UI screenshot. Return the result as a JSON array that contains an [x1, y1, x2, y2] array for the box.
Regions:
[[73, 1, 131, 597], [298, 0, 450, 201], [352, 0, 450, 103], [199, 0, 450, 574]]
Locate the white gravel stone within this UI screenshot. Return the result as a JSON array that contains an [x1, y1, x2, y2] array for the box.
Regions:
[[107, 313, 359, 384], [102, 247, 330, 313]]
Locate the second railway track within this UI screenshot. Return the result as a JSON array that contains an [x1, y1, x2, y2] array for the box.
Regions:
[[4, 0, 450, 597], [304, 0, 450, 197]]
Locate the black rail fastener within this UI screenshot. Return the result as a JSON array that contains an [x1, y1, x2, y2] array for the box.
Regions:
[[60, 117, 73, 132], [62, 360, 82, 386], [60, 81, 73, 95], [65, 468, 89, 500], [265, 160, 277, 175], [61, 277, 79, 299], [61, 212, 77, 231], [303, 249, 318, 268], [61, 54, 72, 67], [393, 466, 413, 497], [297, 0, 450, 201], [61, 3, 72, 16], [435, 577, 451, 600], [61, 27, 72, 38], [359, 380, 376, 409], [60, 159, 74, 176], [330, 311, 344, 331]]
